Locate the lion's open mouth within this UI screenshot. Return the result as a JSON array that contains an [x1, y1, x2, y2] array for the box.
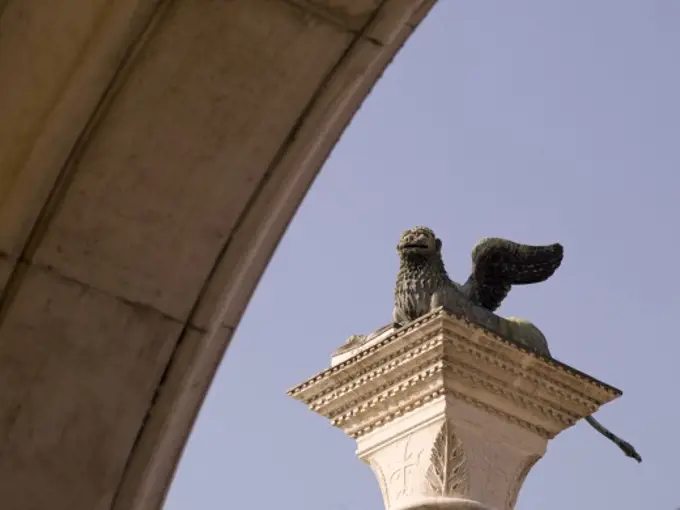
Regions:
[[401, 243, 428, 249]]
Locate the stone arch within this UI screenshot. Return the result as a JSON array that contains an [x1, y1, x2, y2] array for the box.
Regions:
[[0, 1, 436, 509]]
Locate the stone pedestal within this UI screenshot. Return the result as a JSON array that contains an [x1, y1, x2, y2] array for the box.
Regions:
[[288, 308, 622, 510]]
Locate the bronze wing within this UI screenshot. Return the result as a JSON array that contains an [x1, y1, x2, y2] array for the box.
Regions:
[[461, 237, 564, 312]]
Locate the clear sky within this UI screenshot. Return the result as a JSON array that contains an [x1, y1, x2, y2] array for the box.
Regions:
[[164, 1, 679, 509]]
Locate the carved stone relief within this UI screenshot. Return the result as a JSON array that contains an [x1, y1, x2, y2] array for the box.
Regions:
[[365, 420, 474, 508], [424, 421, 469, 498], [387, 434, 425, 503], [290, 307, 624, 510]]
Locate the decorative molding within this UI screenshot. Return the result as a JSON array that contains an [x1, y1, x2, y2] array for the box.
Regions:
[[327, 358, 443, 420], [443, 362, 581, 426], [288, 311, 443, 398], [289, 309, 621, 440], [336, 363, 568, 440], [437, 310, 620, 398], [315, 334, 442, 412], [441, 389, 552, 441], [289, 308, 620, 404], [445, 335, 602, 411]]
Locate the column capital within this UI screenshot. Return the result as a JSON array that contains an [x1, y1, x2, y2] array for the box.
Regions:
[[288, 308, 621, 509]]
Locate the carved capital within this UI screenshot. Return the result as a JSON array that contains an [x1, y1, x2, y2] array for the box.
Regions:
[[362, 419, 470, 508], [357, 397, 545, 510], [289, 308, 623, 510]]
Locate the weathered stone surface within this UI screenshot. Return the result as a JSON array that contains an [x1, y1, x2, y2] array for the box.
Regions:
[[31, 0, 353, 321], [289, 0, 382, 31], [0, 0, 111, 217], [0, 253, 12, 293], [0, 264, 180, 510], [0, 0, 437, 508], [190, 28, 424, 331], [110, 326, 234, 510], [289, 309, 622, 510]]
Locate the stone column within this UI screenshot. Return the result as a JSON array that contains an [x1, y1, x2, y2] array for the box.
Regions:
[[288, 308, 623, 510]]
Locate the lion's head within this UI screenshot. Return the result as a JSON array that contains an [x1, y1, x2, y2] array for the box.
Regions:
[[397, 226, 442, 258]]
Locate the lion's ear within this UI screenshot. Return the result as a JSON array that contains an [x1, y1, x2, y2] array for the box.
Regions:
[[435, 238, 442, 252]]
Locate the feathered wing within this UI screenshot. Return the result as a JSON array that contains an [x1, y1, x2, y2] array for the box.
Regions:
[[461, 237, 564, 312]]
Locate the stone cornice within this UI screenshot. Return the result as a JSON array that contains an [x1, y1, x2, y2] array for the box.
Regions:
[[288, 308, 621, 439]]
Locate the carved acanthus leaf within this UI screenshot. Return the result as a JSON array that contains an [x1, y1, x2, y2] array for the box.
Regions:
[[425, 421, 469, 497]]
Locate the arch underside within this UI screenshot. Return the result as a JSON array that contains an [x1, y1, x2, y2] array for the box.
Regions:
[[0, 0, 435, 508]]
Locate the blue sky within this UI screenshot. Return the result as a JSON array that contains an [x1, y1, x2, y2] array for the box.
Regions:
[[165, 1, 679, 509]]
